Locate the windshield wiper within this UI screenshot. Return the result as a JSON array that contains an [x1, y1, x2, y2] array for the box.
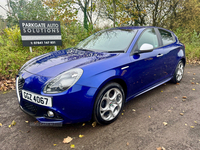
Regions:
[[104, 50, 124, 53], [75, 48, 94, 52]]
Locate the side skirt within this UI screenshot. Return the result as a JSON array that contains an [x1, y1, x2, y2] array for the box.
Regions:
[[126, 77, 172, 102]]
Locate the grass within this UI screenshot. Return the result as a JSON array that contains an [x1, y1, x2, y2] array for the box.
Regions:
[[0, 46, 68, 79], [185, 43, 200, 61]]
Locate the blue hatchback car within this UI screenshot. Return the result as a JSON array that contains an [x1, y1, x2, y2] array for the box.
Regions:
[[16, 26, 185, 125]]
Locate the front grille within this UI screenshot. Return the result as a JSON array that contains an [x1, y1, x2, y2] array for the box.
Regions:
[[23, 100, 38, 115], [17, 77, 25, 97], [22, 100, 63, 120]]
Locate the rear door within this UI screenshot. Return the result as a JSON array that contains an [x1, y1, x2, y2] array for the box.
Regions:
[[156, 28, 178, 78]]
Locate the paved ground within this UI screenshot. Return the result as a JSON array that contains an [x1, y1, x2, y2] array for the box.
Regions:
[[0, 64, 200, 150]]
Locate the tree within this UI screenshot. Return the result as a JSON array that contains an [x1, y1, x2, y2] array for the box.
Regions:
[[43, 0, 101, 30], [169, 0, 200, 33], [6, 0, 50, 27], [74, 0, 102, 29], [145, 0, 180, 27], [42, 0, 78, 26], [113, 0, 116, 27], [100, 0, 147, 27]]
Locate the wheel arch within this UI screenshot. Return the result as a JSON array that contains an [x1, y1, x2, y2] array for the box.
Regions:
[[181, 57, 186, 66], [94, 77, 128, 101], [91, 77, 127, 124]]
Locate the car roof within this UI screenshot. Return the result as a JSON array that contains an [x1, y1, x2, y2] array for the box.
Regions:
[[112, 26, 173, 33], [115, 26, 154, 30]]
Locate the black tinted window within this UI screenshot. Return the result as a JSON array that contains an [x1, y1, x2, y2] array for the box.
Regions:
[[159, 29, 174, 45], [137, 28, 158, 49]]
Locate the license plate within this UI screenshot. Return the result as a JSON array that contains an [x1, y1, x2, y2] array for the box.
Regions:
[[22, 90, 52, 107]]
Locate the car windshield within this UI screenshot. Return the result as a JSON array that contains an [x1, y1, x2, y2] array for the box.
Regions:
[[74, 29, 137, 52]]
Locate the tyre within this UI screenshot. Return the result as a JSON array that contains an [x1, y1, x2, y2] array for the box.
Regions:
[[171, 60, 184, 83], [93, 82, 125, 125]]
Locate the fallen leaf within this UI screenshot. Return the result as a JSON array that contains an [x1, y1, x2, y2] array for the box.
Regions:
[[150, 108, 153, 110], [0, 123, 2, 127], [161, 91, 163, 92], [194, 121, 197, 123], [191, 82, 195, 84], [148, 116, 151, 118], [163, 122, 168, 126], [79, 134, 84, 138], [25, 121, 29, 123], [193, 73, 196, 75], [180, 113, 184, 116], [132, 109, 136, 112], [185, 124, 187, 126], [187, 72, 190, 73], [123, 110, 125, 112], [53, 144, 57, 146], [176, 83, 180, 85], [168, 110, 172, 112], [192, 89, 195, 91], [162, 147, 166, 150], [182, 96, 187, 99], [8, 125, 11, 128], [27, 130, 30, 133], [126, 142, 129, 146], [63, 136, 73, 144], [193, 78, 195, 80], [174, 97, 177, 99], [92, 122, 96, 127], [11, 120, 16, 126], [196, 83, 199, 85], [182, 99, 186, 102], [122, 113, 124, 115], [190, 126, 195, 128], [70, 144, 75, 149], [157, 147, 162, 150]]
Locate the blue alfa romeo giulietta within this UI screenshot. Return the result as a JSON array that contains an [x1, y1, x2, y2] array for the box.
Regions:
[[16, 26, 185, 125]]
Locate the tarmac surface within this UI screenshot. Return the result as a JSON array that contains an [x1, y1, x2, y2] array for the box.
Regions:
[[0, 64, 200, 150]]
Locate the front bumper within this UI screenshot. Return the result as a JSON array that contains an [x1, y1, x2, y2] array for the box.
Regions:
[[20, 105, 63, 126], [16, 75, 98, 124]]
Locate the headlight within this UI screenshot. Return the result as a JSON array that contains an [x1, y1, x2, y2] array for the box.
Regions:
[[43, 68, 83, 94]]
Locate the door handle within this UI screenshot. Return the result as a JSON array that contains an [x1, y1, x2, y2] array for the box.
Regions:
[[157, 54, 163, 57]]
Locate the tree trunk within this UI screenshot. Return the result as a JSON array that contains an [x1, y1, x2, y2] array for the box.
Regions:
[[84, 0, 88, 30], [113, 0, 116, 27]]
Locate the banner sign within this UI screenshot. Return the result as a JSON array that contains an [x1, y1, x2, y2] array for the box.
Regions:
[[19, 20, 62, 47]]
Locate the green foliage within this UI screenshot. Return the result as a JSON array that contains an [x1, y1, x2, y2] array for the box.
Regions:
[[6, 0, 50, 27], [0, 22, 101, 79], [0, 47, 53, 79], [174, 28, 200, 62], [174, 28, 200, 45], [184, 44, 200, 61], [61, 22, 101, 48], [2, 25, 22, 49]]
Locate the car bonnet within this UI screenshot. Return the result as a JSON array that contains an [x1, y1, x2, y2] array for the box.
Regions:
[[21, 48, 118, 77]]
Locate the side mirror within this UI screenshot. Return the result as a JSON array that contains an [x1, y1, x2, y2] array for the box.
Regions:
[[139, 43, 154, 53]]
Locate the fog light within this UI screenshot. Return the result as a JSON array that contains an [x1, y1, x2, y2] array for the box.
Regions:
[[47, 111, 54, 118]]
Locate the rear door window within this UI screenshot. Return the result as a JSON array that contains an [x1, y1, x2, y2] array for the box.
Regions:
[[158, 29, 175, 45]]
